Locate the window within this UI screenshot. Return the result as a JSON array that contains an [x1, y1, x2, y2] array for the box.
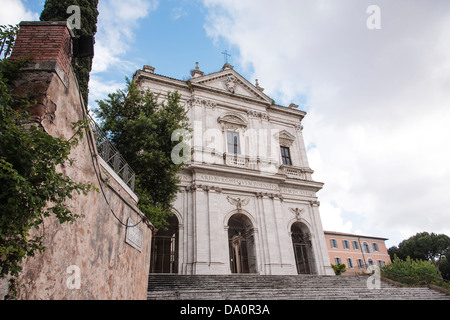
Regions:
[[342, 240, 350, 249], [227, 131, 240, 154], [330, 239, 338, 248], [347, 258, 354, 269], [334, 257, 342, 265], [377, 260, 385, 267], [280, 146, 292, 165], [357, 259, 365, 269], [367, 258, 375, 266], [352, 240, 359, 250], [372, 243, 380, 252], [362, 242, 371, 254]]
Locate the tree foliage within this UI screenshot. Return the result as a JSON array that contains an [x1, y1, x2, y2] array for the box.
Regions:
[[388, 232, 450, 268], [95, 79, 190, 230], [0, 55, 94, 298], [40, 0, 99, 105], [0, 25, 19, 59]]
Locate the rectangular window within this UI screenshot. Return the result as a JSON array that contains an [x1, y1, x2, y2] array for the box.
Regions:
[[347, 258, 354, 269], [352, 240, 360, 250], [330, 239, 338, 248], [280, 146, 292, 165], [227, 131, 240, 154], [342, 240, 350, 249], [334, 257, 342, 265]]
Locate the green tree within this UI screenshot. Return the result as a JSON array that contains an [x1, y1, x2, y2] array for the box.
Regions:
[[395, 232, 450, 269], [95, 79, 190, 230], [439, 254, 450, 282], [40, 0, 99, 105], [0, 56, 94, 298]]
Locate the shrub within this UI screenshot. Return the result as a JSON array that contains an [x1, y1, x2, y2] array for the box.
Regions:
[[332, 263, 346, 275], [382, 256, 442, 286]]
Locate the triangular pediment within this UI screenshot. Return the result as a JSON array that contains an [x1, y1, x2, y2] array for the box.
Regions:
[[275, 130, 296, 147], [189, 67, 274, 104]]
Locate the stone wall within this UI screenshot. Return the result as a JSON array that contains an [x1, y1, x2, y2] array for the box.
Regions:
[[1, 22, 154, 300]]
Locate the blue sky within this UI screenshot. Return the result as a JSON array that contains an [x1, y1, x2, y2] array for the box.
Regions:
[[2, 0, 450, 248]]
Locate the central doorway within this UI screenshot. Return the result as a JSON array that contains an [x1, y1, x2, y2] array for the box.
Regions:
[[291, 222, 315, 274], [150, 215, 179, 273], [228, 214, 257, 274]]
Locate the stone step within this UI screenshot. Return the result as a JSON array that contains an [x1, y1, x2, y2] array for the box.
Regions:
[[147, 274, 450, 300]]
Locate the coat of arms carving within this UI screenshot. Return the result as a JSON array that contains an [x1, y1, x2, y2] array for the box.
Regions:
[[225, 76, 237, 93]]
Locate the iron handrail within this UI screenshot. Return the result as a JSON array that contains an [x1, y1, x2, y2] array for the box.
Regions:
[[87, 114, 135, 191]]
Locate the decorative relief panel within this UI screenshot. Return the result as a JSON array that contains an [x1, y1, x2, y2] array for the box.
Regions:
[[217, 112, 248, 131], [186, 96, 217, 110]]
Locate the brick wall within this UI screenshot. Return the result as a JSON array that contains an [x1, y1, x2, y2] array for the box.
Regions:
[[10, 21, 73, 78]]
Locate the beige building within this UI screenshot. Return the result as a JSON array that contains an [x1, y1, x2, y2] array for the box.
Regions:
[[324, 231, 391, 275], [134, 62, 335, 276]]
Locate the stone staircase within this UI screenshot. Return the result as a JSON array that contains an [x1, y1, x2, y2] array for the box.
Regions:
[[147, 274, 450, 300]]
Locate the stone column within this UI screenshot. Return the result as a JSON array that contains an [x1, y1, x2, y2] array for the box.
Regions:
[[256, 193, 270, 274], [309, 201, 335, 275], [193, 185, 211, 274]]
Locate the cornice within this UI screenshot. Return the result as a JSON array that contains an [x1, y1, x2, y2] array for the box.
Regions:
[[185, 163, 324, 192], [134, 70, 189, 91]]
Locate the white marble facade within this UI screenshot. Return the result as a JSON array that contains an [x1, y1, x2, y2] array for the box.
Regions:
[[133, 63, 334, 276]]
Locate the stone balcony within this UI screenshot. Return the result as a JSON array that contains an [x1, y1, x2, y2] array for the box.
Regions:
[[190, 147, 314, 181]]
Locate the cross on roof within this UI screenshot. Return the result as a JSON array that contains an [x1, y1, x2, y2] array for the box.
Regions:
[[221, 50, 231, 63]]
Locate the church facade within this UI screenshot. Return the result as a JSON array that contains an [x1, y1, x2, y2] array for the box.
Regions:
[[133, 62, 334, 276]]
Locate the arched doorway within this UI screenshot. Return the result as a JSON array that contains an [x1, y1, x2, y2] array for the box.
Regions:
[[291, 222, 315, 274], [150, 215, 179, 273], [228, 214, 257, 274]]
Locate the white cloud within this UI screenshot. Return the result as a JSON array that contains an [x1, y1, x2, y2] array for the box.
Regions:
[[171, 7, 188, 20], [88, 75, 125, 104], [0, 0, 39, 25], [91, 0, 159, 74], [202, 0, 450, 246]]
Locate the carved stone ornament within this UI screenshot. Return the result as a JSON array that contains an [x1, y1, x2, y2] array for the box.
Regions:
[[227, 196, 250, 212], [218, 112, 248, 131], [225, 75, 237, 93], [289, 207, 305, 220], [186, 96, 217, 110]]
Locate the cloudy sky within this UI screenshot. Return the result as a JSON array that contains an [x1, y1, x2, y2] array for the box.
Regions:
[[2, 0, 450, 247]]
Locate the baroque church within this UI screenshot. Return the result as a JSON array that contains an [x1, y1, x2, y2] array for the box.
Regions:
[[133, 62, 334, 276]]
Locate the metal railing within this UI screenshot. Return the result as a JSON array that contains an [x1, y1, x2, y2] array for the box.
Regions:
[[87, 115, 136, 191]]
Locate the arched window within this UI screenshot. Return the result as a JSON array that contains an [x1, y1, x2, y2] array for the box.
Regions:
[[362, 241, 371, 254]]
